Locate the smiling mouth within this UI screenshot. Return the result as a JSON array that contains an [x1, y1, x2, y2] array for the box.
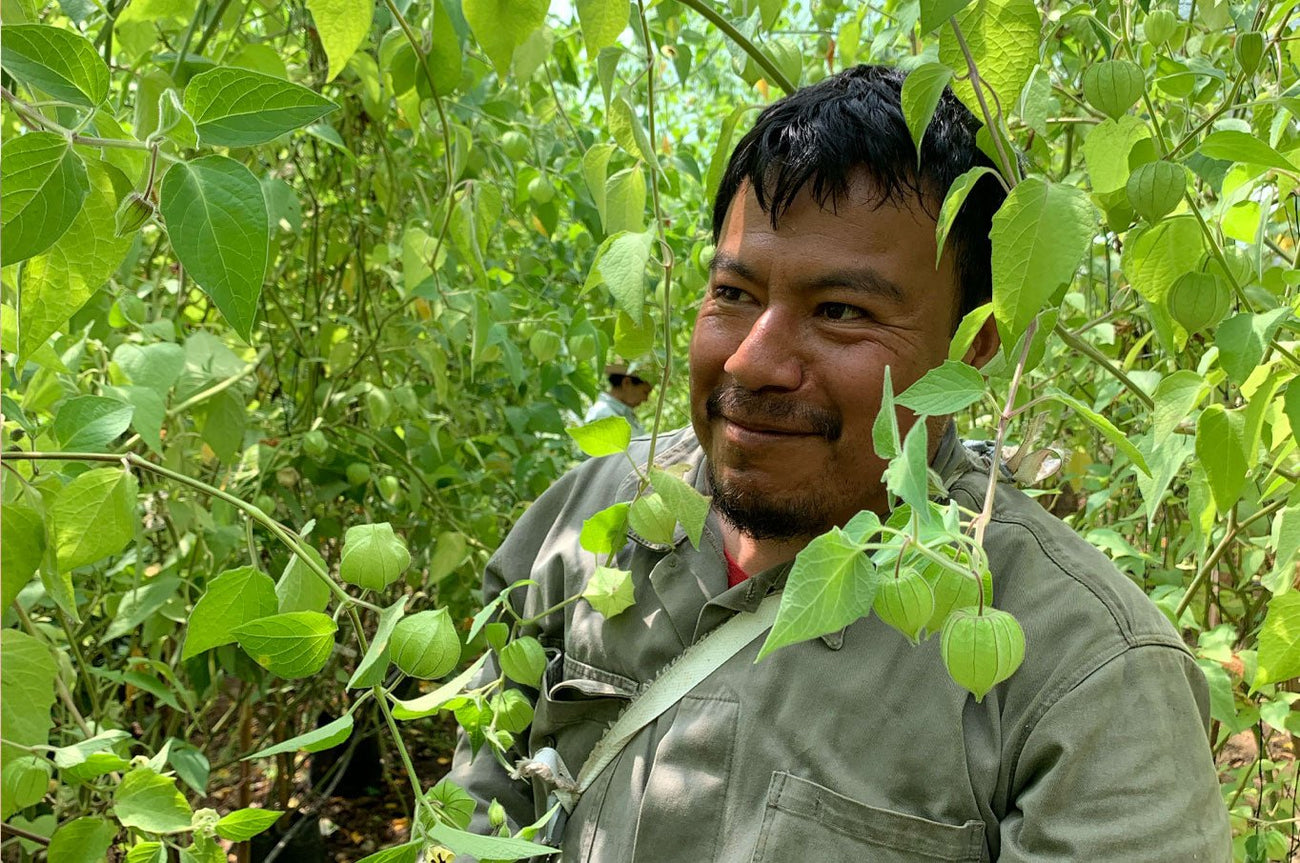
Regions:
[[722, 416, 820, 438]]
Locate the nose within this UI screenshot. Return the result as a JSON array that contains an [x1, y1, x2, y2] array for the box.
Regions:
[[723, 308, 803, 391]]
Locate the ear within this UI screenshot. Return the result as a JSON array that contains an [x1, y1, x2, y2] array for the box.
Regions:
[[961, 313, 1001, 369]]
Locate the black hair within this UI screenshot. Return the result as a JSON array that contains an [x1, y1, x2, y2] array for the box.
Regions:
[[711, 64, 1005, 318], [608, 374, 647, 387]]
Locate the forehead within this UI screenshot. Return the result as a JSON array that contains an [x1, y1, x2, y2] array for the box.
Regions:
[[713, 178, 956, 300]]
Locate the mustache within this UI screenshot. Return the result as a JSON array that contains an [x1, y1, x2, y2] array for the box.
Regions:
[[705, 386, 842, 441]]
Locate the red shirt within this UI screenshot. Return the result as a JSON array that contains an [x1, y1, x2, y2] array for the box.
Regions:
[[723, 549, 750, 589]]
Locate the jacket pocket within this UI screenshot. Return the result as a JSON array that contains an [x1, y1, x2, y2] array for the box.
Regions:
[[531, 652, 632, 771], [750, 772, 986, 863]]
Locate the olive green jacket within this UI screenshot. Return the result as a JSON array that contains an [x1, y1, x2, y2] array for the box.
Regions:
[[448, 425, 1230, 862]]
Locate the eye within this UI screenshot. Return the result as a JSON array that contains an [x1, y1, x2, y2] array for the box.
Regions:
[[712, 284, 749, 304], [819, 302, 869, 321]]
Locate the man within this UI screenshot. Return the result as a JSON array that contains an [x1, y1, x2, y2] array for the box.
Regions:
[[450, 65, 1229, 861], [583, 363, 654, 435]]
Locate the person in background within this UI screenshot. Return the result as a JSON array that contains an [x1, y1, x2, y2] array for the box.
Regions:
[[582, 362, 653, 435]]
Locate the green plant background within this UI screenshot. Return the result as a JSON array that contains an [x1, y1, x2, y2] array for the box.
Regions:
[[2, 0, 1300, 860]]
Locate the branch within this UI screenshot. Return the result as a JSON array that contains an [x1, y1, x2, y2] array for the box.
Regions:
[[676, 0, 796, 95]]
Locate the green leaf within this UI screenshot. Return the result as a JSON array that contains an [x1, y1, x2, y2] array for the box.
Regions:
[[1082, 116, 1152, 195], [166, 741, 209, 795], [428, 821, 556, 860], [390, 654, 488, 720], [428, 531, 467, 584], [566, 415, 632, 457], [1199, 130, 1298, 173], [592, 229, 654, 323], [348, 596, 408, 688], [936, 167, 995, 269], [1285, 385, 1300, 448], [52, 395, 133, 451], [582, 566, 636, 618], [2, 505, 45, 609], [233, 611, 338, 678], [759, 528, 879, 661], [1255, 592, 1300, 687], [872, 366, 901, 460], [104, 576, 182, 640], [649, 468, 710, 550], [580, 502, 631, 554], [158, 156, 269, 342], [1215, 309, 1292, 386], [427, 0, 463, 94], [113, 342, 186, 396], [0, 630, 57, 766], [603, 164, 647, 235], [1151, 370, 1207, 446], [608, 94, 654, 165], [275, 545, 331, 614], [18, 159, 133, 359], [183, 566, 279, 660], [307, 0, 372, 82], [577, 0, 627, 54], [355, 843, 421, 863], [114, 768, 194, 834], [1, 132, 89, 266], [2, 756, 52, 818], [214, 809, 283, 842], [50, 467, 138, 572], [707, 104, 755, 205], [244, 713, 354, 759], [884, 419, 930, 513], [46, 817, 117, 863], [582, 142, 616, 229], [938, 0, 1040, 117], [339, 522, 411, 591], [896, 361, 985, 415], [1120, 215, 1204, 306], [628, 492, 675, 545], [948, 302, 992, 362], [901, 63, 953, 162], [462, 0, 548, 78], [0, 24, 109, 107], [919, 0, 974, 32], [1195, 405, 1248, 515], [1045, 390, 1150, 477], [125, 842, 166, 863], [184, 67, 337, 146], [990, 177, 1096, 344]]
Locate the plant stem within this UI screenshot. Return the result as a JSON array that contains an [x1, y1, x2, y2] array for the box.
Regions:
[[970, 318, 1039, 566], [949, 21, 1018, 186], [1052, 322, 1155, 410], [1174, 497, 1288, 619], [676, 0, 796, 95]]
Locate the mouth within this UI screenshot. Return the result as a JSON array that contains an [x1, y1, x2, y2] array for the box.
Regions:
[[721, 415, 821, 439]]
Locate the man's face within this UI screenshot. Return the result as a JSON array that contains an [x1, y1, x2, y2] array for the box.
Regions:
[[614, 377, 653, 407], [689, 177, 963, 541]]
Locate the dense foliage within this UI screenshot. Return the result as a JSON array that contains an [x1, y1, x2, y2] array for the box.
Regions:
[[3, 0, 1300, 859]]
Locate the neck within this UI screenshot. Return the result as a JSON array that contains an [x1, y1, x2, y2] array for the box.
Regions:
[[719, 517, 810, 574]]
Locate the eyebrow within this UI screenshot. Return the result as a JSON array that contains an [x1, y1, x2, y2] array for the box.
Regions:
[[708, 250, 905, 304]]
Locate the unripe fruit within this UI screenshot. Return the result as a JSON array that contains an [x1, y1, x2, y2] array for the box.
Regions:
[[365, 388, 392, 427], [921, 560, 989, 636], [391, 608, 461, 679], [1236, 31, 1265, 75], [377, 475, 402, 504], [302, 428, 329, 460], [568, 333, 596, 363], [254, 493, 276, 514], [528, 176, 555, 204], [490, 689, 534, 734], [529, 330, 562, 363], [346, 462, 371, 487], [499, 636, 547, 687], [1167, 271, 1231, 333], [940, 607, 1025, 702], [1144, 9, 1177, 46], [339, 522, 410, 591], [872, 566, 935, 644], [1126, 160, 1186, 223], [1083, 60, 1145, 120], [115, 192, 155, 237], [502, 131, 529, 161]]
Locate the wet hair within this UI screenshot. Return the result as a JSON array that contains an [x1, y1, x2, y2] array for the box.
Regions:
[[711, 64, 1005, 318]]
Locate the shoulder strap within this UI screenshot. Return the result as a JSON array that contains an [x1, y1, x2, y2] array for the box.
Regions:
[[555, 591, 783, 811]]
